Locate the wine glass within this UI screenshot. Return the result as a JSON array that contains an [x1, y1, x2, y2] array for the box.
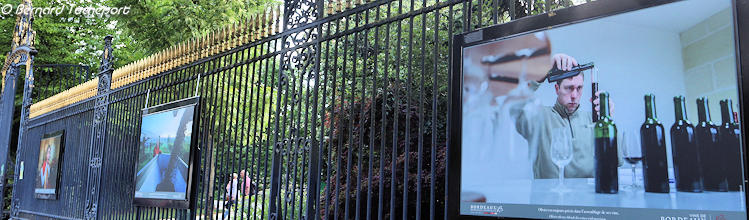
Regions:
[[621, 130, 642, 189], [551, 128, 573, 192]]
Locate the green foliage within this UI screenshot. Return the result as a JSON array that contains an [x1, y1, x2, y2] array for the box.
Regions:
[[108, 0, 279, 67], [0, 0, 279, 71]]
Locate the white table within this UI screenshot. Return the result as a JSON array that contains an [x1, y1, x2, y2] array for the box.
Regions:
[[465, 168, 746, 211]]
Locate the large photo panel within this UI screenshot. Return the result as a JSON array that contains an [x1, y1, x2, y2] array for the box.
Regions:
[[458, 0, 745, 219], [134, 97, 199, 209]]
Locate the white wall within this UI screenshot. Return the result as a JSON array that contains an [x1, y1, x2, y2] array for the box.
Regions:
[[679, 8, 738, 124], [539, 18, 688, 163]]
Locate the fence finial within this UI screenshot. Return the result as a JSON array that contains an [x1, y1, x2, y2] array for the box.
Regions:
[[254, 14, 260, 40], [273, 6, 280, 35], [230, 22, 237, 48], [99, 35, 114, 73]]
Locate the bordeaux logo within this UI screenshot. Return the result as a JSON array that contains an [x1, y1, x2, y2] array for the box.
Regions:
[[470, 204, 503, 215]]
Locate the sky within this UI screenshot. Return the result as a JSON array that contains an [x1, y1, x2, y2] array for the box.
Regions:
[[140, 106, 194, 140]]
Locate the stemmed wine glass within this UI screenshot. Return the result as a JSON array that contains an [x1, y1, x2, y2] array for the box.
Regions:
[[621, 130, 642, 189], [551, 128, 573, 192]]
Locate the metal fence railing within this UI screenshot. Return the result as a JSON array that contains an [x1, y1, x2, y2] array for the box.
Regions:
[[1, 0, 589, 219]]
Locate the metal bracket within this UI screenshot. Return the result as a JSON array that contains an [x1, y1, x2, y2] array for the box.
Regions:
[[194, 74, 201, 97], [144, 89, 151, 109]]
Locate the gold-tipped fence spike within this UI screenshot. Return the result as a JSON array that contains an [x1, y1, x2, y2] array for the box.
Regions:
[[253, 14, 260, 41], [272, 7, 279, 35], [240, 22, 246, 46], [181, 42, 186, 65], [177, 44, 181, 66], [243, 17, 251, 44], [269, 7, 275, 36], [229, 24, 235, 49], [263, 9, 270, 37], [201, 35, 206, 57], [241, 18, 249, 44], [165, 47, 171, 72], [165, 47, 170, 71], [193, 39, 199, 61], [198, 35, 205, 59], [233, 22, 240, 48], [326, 1, 334, 15], [211, 31, 218, 55], [188, 39, 195, 62], [224, 24, 234, 51], [138, 58, 145, 78], [229, 23, 236, 49], [267, 13, 273, 36], [336, 0, 344, 13], [35, 4, 299, 115], [218, 28, 225, 53], [175, 43, 181, 66], [168, 46, 175, 70], [217, 28, 224, 54], [176, 43, 182, 66]]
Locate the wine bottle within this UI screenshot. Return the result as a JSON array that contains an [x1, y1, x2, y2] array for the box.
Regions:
[[671, 96, 703, 192], [640, 94, 669, 193], [695, 97, 727, 191], [720, 99, 742, 191], [595, 92, 618, 194]]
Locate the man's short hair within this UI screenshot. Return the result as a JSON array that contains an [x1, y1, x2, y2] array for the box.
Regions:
[[555, 72, 585, 86]]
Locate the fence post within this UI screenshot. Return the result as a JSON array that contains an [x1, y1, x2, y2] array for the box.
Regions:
[[6, 0, 37, 215], [270, 1, 322, 219], [0, 66, 18, 216], [84, 35, 113, 220], [9, 49, 37, 218]]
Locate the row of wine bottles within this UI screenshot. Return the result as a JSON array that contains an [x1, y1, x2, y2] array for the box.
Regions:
[[594, 93, 742, 194]]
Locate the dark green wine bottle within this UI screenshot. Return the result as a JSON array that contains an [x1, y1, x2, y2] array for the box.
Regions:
[[719, 99, 742, 191], [696, 97, 726, 191], [671, 96, 703, 192], [595, 92, 618, 194], [640, 94, 669, 193]]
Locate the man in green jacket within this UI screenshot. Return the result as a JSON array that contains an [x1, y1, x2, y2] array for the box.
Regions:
[[512, 54, 620, 179]]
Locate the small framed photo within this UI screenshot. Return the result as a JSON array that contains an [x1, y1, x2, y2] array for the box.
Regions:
[[35, 130, 64, 200]]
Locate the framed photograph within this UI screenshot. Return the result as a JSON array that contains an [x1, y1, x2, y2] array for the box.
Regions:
[[35, 130, 64, 200], [133, 97, 200, 209], [448, 0, 749, 219]]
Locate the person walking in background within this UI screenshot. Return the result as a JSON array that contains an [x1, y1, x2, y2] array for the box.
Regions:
[[240, 170, 253, 196], [223, 173, 238, 219]]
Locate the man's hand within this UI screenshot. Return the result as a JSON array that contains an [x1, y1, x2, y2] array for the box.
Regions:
[[552, 53, 578, 71], [592, 90, 615, 116]]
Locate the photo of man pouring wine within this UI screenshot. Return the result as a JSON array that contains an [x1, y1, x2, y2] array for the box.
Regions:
[[459, 0, 745, 217]]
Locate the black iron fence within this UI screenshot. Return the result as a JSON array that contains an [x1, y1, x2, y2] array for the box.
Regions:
[[1, 0, 588, 219], [32, 64, 93, 103]]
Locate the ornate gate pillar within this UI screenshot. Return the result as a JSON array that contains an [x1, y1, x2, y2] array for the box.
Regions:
[[3, 0, 37, 218], [269, 0, 324, 219], [84, 35, 113, 220]]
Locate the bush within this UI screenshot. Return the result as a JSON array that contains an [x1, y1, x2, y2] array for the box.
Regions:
[[319, 79, 447, 219]]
